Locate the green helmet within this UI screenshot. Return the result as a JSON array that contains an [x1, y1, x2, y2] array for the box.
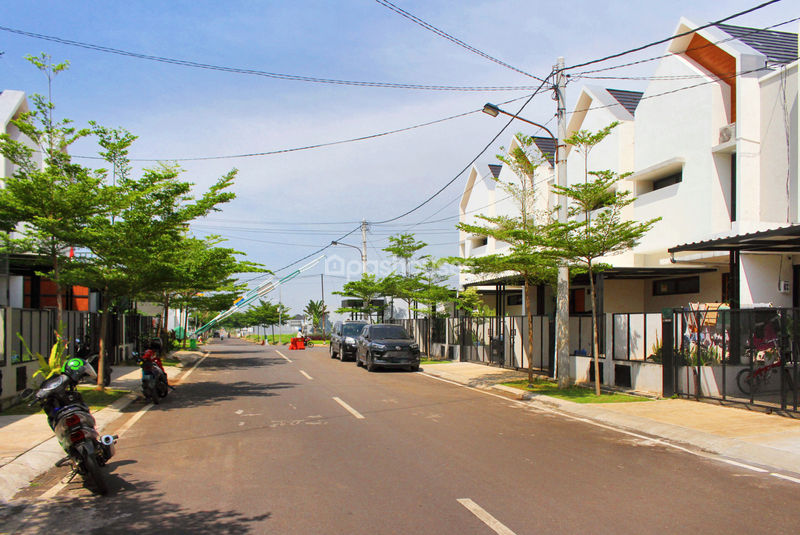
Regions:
[[62, 357, 96, 383]]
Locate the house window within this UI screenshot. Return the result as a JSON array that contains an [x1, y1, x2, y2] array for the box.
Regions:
[[506, 293, 523, 306], [652, 171, 682, 191], [653, 276, 700, 296]]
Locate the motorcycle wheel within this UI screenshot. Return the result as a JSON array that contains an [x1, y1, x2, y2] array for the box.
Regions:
[[84, 451, 109, 495], [157, 378, 169, 398]]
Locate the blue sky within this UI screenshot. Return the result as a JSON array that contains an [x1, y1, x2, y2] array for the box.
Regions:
[[0, 0, 794, 320]]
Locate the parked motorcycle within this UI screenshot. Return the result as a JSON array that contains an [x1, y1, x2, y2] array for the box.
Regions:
[[302, 336, 314, 347], [23, 357, 118, 495], [136, 349, 170, 404]]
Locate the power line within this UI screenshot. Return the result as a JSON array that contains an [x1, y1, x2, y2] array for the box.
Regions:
[[0, 24, 544, 92], [374, 0, 546, 82], [69, 93, 536, 162], [571, 15, 800, 77], [564, 0, 784, 72], [370, 70, 555, 225]]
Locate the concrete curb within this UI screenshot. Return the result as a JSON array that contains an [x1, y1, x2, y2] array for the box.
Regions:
[[0, 351, 208, 504]]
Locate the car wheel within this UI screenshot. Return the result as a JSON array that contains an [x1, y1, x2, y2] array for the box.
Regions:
[[330, 344, 337, 359], [355, 352, 362, 367], [409, 364, 419, 372], [366, 353, 376, 372]]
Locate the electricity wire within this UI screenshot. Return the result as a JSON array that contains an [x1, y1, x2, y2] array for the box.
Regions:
[[374, 0, 546, 82], [564, 0, 784, 72], [0, 24, 543, 92], [570, 15, 800, 77]]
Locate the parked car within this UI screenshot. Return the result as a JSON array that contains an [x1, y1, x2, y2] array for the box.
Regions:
[[355, 323, 420, 372], [330, 320, 368, 361]]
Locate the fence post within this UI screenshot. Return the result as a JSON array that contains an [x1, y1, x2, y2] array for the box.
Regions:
[[662, 308, 675, 397]]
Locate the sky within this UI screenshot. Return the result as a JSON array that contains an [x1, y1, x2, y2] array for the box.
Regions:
[[0, 0, 796, 321]]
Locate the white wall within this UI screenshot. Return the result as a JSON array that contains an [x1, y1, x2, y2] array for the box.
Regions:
[[740, 254, 792, 307]]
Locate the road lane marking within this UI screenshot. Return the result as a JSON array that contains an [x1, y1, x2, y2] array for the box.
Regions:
[[333, 397, 365, 419], [299, 370, 313, 380], [457, 499, 517, 535], [115, 403, 155, 438], [177, 353, 209, 384], [276, 350, 292, 362], [771, 473, 800, 484], [721, 459, 767, 472]]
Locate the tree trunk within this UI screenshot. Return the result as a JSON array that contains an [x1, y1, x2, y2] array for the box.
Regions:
[[52, 251, 64, 338], [160, 294, 171, 356], [525, 278, 534, 385], [181, 303, 188, 349], [589, 262, 602, 396], [96, 291, 109, 390]]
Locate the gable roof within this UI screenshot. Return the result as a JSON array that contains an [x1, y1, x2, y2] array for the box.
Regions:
[[532, 137, 556, 167], [606, 89, 644, 116], [715, 23, 798, 64]]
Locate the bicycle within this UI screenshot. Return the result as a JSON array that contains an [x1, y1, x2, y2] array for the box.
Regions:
[[736, 338, 794, 395]]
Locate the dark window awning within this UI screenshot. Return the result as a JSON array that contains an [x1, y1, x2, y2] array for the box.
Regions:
[[668, 225, 800, 254]]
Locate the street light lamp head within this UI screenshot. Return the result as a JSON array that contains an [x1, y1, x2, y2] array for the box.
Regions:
[[482, 103, 500, 117], [331, 241, 338, 246]]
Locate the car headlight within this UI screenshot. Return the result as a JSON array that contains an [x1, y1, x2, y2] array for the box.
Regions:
[[371, 343, 387, 350], [410, 343, 419, 350], [345, 337, 355, 344]]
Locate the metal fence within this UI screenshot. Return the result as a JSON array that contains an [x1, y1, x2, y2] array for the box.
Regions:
[[667, 307, 800, 413]]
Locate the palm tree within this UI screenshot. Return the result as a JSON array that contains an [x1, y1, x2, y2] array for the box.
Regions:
[[303, 299, 328, 334]]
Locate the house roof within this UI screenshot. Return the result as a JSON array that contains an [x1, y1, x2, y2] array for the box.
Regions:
[[532, 137, 556, 167], [487, 164, 502, 178], [716, 24, 798, 64], [606, 89, 644, 116]]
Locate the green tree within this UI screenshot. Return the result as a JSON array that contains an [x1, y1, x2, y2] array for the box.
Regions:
[[453, 133, 558, 385], [303, 299, 329, 334], [334, 273, 388, 322], [552, 171, 659, 396], [382, 233, 428, 318], [0, 54, 117, 333]]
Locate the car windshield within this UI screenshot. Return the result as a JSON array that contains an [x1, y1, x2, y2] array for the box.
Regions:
[[342, 323, 367, 337], [370, 325, 411, 340]]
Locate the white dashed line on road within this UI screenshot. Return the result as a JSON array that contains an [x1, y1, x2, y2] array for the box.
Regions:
[[299, 370, 313, 380], [457, 498, 517, 535], [276, 350, 292, 362], [333, 397, 365, 420], [771, 472, 800, 484]]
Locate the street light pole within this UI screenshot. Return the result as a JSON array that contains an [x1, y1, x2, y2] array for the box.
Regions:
[[481, 58, 571, 385], [331, 239, 367, 274], [554, 57, 570, 387]]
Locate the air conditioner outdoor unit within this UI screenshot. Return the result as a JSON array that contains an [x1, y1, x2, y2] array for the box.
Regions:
[[719, 123, 736, 144]]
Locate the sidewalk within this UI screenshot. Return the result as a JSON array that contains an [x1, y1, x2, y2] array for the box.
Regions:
[[0, 358, 192, 504], [422, 362, 800, 476]]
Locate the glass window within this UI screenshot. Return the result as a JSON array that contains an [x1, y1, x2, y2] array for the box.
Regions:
[[342, 323, 367, 337], [369, 325, 411, 339]]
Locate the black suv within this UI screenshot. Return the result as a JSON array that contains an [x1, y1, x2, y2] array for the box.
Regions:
[[355, 323, 420, 372], [330, 321, 368, 361]]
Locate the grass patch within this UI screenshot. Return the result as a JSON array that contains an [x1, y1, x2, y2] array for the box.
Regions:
[[161, 357, 181, 367], [1, 386, 129, 416], [502, 379, 649, 404], [421, 358, 452, 365]]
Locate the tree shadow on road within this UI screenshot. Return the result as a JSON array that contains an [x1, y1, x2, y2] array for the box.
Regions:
[[199, 355, 287, 370], [11, 476, 271, 534], [118, 380, 298, 412]]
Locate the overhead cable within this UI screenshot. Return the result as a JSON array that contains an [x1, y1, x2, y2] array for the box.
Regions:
[[0, 25, 543, 92], [564, 0, 784, 71], [374, 0, 546, 82]]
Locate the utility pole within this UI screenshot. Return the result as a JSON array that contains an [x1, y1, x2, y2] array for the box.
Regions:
[[320, 273, 326, 337], [361, 219, 368, 273], [555, 56, 571, 387]]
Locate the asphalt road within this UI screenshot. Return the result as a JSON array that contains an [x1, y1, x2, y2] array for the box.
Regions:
[[5, 338, 800, 534]]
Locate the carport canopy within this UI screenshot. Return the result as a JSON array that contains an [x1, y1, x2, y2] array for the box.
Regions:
[[669, 225, 800, 254]]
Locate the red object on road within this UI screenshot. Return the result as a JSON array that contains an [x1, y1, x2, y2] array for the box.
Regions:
[[289, 337, 305, 350]]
